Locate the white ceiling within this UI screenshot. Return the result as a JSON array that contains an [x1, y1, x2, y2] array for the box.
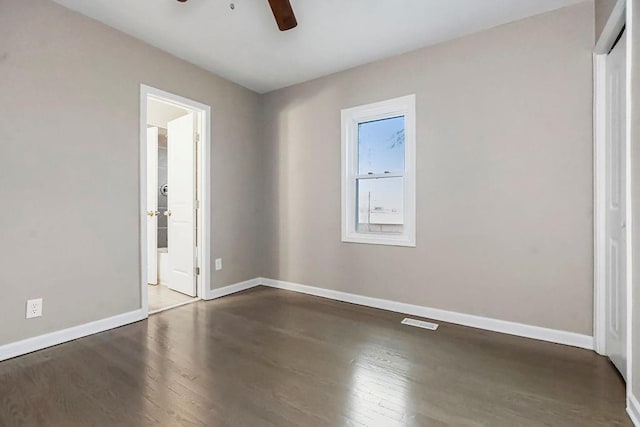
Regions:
[[53, 0, 585, 93]]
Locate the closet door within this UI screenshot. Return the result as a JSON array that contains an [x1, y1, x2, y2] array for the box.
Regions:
[[604, 31, 627, 379]]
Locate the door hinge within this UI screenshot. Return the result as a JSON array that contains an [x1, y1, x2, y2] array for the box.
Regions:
[[195, 266, 200, 276], [196, 133, 200, 143], [195, 200, 200, 209]]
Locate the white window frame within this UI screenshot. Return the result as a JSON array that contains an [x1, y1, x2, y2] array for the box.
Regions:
[[341, 94, 416, 247]]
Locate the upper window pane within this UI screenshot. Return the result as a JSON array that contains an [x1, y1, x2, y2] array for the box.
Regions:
[[358, 116, 405, 174]]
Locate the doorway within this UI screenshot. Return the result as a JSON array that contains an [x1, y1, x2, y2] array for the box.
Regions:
[[140, 85, 211, 314]]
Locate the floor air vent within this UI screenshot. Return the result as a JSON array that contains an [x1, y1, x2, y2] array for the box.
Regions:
[[401, 318, 439, 330]]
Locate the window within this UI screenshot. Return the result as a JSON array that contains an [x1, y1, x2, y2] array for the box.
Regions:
[[341, 95, 416, 247]]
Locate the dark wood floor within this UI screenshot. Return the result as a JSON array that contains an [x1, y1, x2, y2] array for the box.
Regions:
[[0, 286, 631, 426]]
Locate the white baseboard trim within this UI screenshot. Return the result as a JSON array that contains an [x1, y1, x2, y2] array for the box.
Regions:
[[0, 277, 595, 363], [0, 309, 145, 362], [628, 394, 640, 426], [205, 278, 262, 300], [0, 278, 262, 363], [260, 278, 594, 350]]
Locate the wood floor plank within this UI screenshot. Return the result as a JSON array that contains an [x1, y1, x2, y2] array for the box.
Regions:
[[0, 286, 632, 426]]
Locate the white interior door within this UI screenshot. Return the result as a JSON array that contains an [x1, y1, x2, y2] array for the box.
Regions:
[[167, 112, 197, 297], [605, 31, 627, 380], [146, 127, 159, 285]]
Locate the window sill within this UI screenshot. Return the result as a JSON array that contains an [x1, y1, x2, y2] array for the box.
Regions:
[[341, 233, 416, 247]]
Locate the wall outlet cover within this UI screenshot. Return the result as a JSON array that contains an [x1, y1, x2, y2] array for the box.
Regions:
[[215, 258, 223, 271], [26, 298, 43, 319]]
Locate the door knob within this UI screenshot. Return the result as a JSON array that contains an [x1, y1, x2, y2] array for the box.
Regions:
[[146, 210, 158, 217], [164, 210, 172, 217]]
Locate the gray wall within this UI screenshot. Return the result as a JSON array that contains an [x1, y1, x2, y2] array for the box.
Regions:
[[261, 2, 595, 335], [595, 0, 619, 39], [0, 0, 265, 345], [0, 0, 598, 347], [631, 0, 640, 405]]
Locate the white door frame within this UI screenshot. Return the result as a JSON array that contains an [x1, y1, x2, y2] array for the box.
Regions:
[[139, 84, 212, 316], [594, 0, 633, 392]]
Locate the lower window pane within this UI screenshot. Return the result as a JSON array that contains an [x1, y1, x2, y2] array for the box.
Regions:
[[357, 177, 404, 234]]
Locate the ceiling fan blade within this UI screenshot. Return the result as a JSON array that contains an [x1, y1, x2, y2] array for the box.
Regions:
[[267, 0, 298, 31]]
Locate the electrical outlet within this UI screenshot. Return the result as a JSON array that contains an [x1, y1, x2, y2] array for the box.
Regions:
[[26, 298, 43, 319], [215, 258, 223, 271]]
